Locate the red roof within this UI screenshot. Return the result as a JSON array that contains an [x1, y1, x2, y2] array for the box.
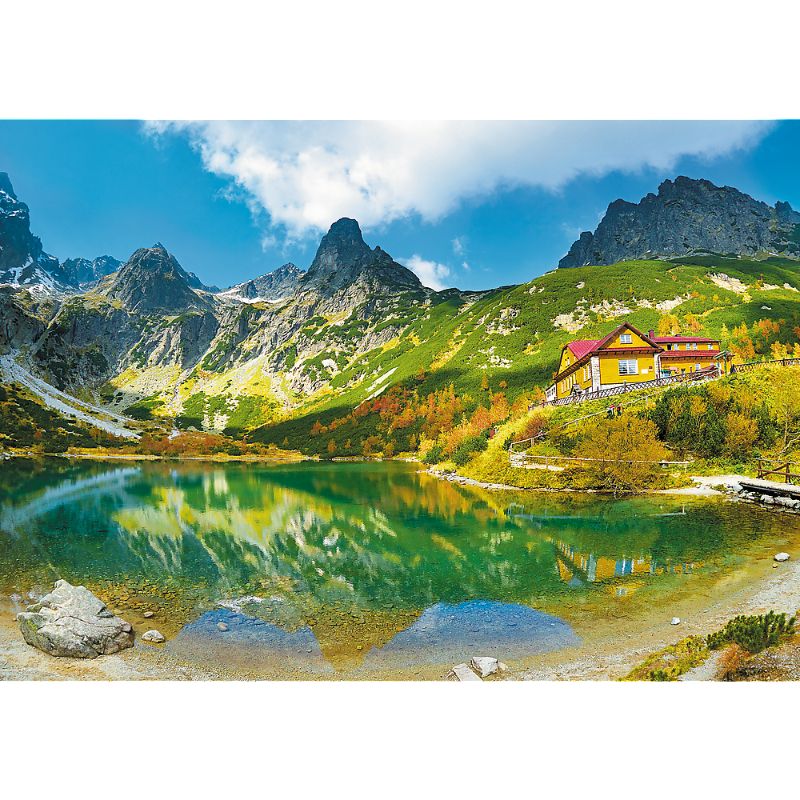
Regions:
[[567, 339, 600, 359], [652, 335, 719, 343]]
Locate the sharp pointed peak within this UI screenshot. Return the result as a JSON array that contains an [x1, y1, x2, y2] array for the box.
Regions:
[[0, 172, 16, 198]]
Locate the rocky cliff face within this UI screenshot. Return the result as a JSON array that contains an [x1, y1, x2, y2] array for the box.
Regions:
[[0, 172, 67, 292], [302, 218, 422, 295], [3, 201, 432, 420], [61, 255, 122, 288], [220, 262, 304, 303], [559, 176, 800, 268], [96, 244, 214, 314]]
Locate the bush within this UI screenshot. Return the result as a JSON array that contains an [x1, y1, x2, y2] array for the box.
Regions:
[[451, 433, 489, 466], [580, 416, 670, 494], [623, 636, 709, 681], [707, 611, 795, 654], [423, 444, 444, 465]]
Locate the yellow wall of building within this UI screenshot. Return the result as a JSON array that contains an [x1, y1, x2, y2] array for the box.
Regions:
[[555, 360, 594, 398], [604, 328, 651, 349], [598, 352, 657, 385], [659, 355, 717, 374]]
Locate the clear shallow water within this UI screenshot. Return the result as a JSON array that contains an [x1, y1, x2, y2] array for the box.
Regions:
[[0, 458, 793, 676]]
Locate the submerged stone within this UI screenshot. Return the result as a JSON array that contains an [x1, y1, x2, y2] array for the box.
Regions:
[[142, 629, 166, 643], [774, 552, 790, 562], [17, 579, 134, 658]]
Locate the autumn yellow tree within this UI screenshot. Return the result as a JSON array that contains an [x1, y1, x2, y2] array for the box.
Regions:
[[723, 412, 758, 459], [581, 416, 670, 494], [658, 314, 681, 336]]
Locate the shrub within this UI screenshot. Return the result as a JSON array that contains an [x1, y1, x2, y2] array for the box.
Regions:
[[580, 416, 670, 494], [723, 412, 758, 459], [715, 644, 749, 681], [623, 636, 709, 681], [707, 611, 795, 654], [451, 433, 489, 466], [423, 444, 444, 465]]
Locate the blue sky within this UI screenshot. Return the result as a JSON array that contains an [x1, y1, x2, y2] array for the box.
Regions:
[[1, 120, 798, 291]]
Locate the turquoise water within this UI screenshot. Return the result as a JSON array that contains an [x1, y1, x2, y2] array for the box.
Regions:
[[0, 458, 791, 676]]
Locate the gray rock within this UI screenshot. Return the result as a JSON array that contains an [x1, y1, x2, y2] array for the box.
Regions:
[[559, 176, 800, 268], [141, 629, 166, 643], [217, 622, 229, 632], [470, 656, 501, 678], [16, 579, 133, 658], [448, 663, 482, 681], [143, 610, 155, 619], [774, 552, 791, 562], [671, 617, 681, 625]]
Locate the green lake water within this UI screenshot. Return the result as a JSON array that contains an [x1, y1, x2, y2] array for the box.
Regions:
[[0, 458, 795, 677]]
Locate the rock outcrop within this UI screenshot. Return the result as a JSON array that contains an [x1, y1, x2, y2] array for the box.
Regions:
[[301, 217, 422, 295], [220, 262, 304, 303], [97, 243, 214, 314], [0, 172, 68, 292], [559, 176, 800, 268], [17, 579, 134, 658]]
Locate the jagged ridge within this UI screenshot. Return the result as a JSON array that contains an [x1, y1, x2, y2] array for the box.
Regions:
[[559, 176, 800, 268]]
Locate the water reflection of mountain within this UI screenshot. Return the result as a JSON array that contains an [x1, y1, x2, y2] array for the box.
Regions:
[[0, 459, 785, 621]]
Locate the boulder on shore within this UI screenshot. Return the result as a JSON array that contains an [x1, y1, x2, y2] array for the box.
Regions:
[[17, 579, 134, 658], [470, 656, 508, 678]]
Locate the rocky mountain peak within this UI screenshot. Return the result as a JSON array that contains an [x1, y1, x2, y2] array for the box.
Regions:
[[303, 218, 421, 294], [307, 218, 371, 277], [0, 170, 65, 291], [559, 176, 800, 268], [0, 172, 16, 198], [61, 255, 122, 289], [98, 244, 211, 314], [220, 262, 304, 303]]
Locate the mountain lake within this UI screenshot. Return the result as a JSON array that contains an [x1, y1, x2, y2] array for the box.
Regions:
[[1, 458, 799, 680]]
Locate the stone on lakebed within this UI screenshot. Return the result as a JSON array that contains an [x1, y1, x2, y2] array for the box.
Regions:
[[774, 552, 791, 562], [17, 579, 134, 658], [141, 629, 166, 644]]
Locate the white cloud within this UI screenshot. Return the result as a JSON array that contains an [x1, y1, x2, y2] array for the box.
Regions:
[[146, 120, 772, 240], [452, 236, 466, 256], [402, 255, 452, 291]]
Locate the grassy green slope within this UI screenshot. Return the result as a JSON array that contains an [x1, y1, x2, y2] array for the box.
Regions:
[[252, 255, 800, 453]]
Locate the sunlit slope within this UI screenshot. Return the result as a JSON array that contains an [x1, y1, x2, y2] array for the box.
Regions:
[[252, 255, 800, 450]]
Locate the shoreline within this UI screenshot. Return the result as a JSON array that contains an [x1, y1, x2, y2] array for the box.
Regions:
[[423, 465, 743, 497], [1, 449, 311, 464], [2, 449, 758, 502], [3, 551, 799, 682]]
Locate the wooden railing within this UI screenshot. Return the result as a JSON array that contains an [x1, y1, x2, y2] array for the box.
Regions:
[[756, 459, 800, 485], [543, 365, 720, 408], [511, 453, 694, 467], [731, 358, 800, 374]]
